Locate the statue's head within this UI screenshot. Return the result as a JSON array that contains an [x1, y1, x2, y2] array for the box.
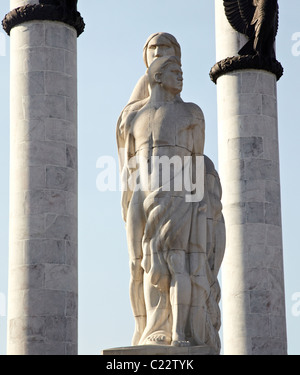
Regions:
[[143, 32, 181, 68], [148, 55, 183, 95]]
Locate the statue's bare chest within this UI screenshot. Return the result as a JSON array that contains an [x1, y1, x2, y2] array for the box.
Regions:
[[131, 104, 195, 151]]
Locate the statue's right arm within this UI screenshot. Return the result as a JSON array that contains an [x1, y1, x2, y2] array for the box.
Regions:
[[116, 112, 130, 223], [116, 109, 137, 223]]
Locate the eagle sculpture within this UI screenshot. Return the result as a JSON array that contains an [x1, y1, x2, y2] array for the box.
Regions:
[[39, 0, 78, 19], [223, 0, 279, 61]]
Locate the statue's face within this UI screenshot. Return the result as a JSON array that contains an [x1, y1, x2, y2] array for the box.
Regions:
[[160, 63, 183, 95], [147, 35, 176, 66]]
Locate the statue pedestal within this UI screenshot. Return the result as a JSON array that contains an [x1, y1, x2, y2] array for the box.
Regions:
[[101, 345, 218, 355]]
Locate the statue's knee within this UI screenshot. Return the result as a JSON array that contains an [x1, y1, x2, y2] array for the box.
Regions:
[[130, 258, 143, 281], [148, 269, 170, 292], [167, 250, 186, 275]]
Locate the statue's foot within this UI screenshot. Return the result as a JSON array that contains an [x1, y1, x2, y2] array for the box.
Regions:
[[145, 331, 171, 346]]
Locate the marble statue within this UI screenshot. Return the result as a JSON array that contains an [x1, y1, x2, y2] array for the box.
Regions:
[[117, 36, 225, 353]]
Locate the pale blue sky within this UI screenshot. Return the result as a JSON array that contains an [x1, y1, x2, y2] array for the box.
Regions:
[[0, 0, 299, 355]]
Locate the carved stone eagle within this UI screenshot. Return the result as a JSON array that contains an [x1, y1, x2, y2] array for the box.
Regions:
[[223, 0, 279, 61]]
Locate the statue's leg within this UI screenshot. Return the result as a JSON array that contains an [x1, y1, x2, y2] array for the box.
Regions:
[[126, 202, 146, 345], [129, 258, 146, 345], [167, 250, 191, 347]]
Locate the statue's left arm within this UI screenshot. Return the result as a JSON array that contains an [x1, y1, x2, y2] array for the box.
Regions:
[[191, 104, 205, 156]]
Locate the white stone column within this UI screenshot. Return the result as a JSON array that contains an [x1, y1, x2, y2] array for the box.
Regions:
[[214, 0, 287, 355], [5, 0, 83, 355]]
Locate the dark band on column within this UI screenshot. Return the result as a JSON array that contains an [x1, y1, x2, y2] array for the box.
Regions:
[[2, 3, 85, 37], [209, 55, 284, 84]]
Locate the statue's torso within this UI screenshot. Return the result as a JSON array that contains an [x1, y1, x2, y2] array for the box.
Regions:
[[129, 101, 202, 155], [123, 101, 204, 200]]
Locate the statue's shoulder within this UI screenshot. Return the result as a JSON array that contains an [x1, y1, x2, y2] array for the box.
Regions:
[[182, 101, 204, 121], [117, 97, 149, 137], [119, 98, 148, 123], [122, 98, 149, 116], [128, 74, 149, 104]]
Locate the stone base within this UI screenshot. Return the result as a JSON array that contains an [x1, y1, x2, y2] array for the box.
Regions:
[[101, 345, 218, 355]]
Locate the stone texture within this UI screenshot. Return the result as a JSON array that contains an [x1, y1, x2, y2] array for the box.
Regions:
[[7, 15, 78, 355], [24, 47, 65, 73], [214, 0, 287, 355], [46, 166, 77, 193]]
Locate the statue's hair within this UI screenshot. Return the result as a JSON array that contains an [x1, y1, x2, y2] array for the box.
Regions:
[[143, 32, 181, 68], [147, 55, 181, 87]]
